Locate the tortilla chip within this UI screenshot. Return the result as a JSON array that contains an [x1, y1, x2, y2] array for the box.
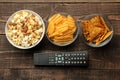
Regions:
[[81, 16, 112, 46]]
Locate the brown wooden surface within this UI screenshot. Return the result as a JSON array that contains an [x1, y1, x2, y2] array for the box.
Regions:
[[0, 0, 120, 2], [0, 1, 120, 80]]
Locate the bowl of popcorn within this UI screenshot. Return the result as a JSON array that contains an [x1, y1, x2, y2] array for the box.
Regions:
[[5, 10, 45, 49], [46, 13, 79, 46]]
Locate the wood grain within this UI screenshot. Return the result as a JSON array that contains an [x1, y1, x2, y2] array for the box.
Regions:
[[68, 69, 120, 80], [0, 0, 120, 2], [0, 3, 119, 15], [0, 69, 120, 80], [0, 69, 68, 80], [0, 1, 120, 80], [0, 3, 120, 34]]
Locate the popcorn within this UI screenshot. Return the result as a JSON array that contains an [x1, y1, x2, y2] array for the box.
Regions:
[[7, 11, 43, 47]]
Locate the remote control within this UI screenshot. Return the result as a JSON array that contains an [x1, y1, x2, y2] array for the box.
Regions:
[[34, 51, 89, 66]]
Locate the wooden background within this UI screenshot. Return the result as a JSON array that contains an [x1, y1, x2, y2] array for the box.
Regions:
[[0, 0, 120, 80]]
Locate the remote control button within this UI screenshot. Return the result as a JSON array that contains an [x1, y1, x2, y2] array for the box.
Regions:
[[55, 62, 57, 64], [71, 61, 74, 64], [71, 54, 74, 56], [68, 54, 71, 56], [71, 57, 73, 60], [62, 57, 64, 60], [65, 57, 68, 60], [58, 54, 62, 57], [80, 61, 82, 64], [65, 54, 68, 56], [68, 57, 71, 60], [83, 57, 85, 60], [74, 57, 76, 60], [80, 57, 82, 60], [77, 61, 79, 64], [65, 61, 68, 64], [55, 54, 57, 56], [68, 61, 70, 64], [83, 61, 86, 64], [74, 54, 76, 56], [49, 62, 54, 64], [83, 53, 85, 56], [55, 57, 58, 61], [77, 57, 79, 60], [58, 61, 62, 63], [51, 59, 54, 62], [62, 54, 64, 56], [74, 61, 76, 64], [77, 54, 79, 56], [49, 56, 53, 58], [58, 57, 61, 60]]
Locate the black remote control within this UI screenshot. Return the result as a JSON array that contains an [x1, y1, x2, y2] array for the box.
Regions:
[[34, 51, 89, 66]]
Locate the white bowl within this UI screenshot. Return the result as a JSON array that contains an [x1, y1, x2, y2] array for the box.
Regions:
[[5, 10, 45, 49]]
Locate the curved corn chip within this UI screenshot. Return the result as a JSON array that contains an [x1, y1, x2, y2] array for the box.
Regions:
[[47, 22, 55, 35]]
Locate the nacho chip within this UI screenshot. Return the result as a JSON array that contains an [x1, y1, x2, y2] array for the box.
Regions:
[[81, 16, 113, 46], [102, 31, 113, 41], [100, 17, 110, 31]]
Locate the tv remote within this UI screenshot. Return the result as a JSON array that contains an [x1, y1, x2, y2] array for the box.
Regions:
[[34, 51, 89, 66]]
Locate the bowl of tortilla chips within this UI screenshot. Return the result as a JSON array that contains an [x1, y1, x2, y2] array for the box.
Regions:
[[81, 14, 113, 47]]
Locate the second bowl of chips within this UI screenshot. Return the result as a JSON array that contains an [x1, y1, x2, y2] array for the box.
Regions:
[[80, 14, 113, 47], [46, 12, 79, 46]]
